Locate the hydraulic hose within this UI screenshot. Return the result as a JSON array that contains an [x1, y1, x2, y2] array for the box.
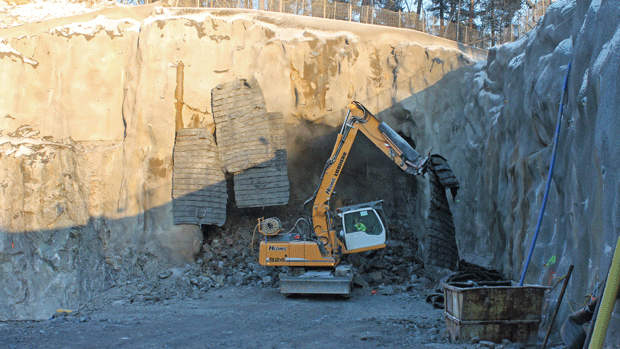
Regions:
[[519, 61, 571, 286]]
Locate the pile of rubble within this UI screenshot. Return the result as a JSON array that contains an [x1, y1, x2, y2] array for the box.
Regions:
[[193, 221, 431, 294], [88, 218, 433, 309], [344, 226, 430, 294], [196, 230, 279, 288]]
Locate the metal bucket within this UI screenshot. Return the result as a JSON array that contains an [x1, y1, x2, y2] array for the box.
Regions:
[[443, 281, 550, 344]]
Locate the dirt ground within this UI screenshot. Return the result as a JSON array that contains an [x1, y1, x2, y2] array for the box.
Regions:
[[0, 284, 564, 349]]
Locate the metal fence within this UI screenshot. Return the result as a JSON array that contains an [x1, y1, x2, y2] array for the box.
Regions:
[[514, 0, 553, 38], [155, 0, 553, 49]]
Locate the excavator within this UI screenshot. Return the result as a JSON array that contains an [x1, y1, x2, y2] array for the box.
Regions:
[[255, 101, 458, 296]]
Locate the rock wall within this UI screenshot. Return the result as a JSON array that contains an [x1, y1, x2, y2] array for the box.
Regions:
[[0, 5, 476, 319], [3, 3, 617, 342], [388, 0, 619, 343]]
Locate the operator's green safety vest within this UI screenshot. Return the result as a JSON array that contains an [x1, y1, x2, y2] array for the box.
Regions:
[[355, 222, 366, 232]]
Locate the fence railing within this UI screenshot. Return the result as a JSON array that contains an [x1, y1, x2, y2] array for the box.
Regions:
[[136, 0, 553, 50], [514, 0, 553, 38]]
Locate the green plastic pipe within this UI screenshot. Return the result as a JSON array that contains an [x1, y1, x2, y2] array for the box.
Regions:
[[588, 236, 620, 349]]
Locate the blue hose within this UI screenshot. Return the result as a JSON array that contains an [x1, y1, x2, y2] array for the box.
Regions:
[[519, 61, 572, 286]]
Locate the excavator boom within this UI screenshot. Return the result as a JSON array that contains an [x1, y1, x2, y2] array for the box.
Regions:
[[255, 101, 455, 296], [307, 101, 428, 259]]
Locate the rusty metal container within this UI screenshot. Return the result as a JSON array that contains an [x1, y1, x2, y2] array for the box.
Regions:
[[443, 281, 550, 344]]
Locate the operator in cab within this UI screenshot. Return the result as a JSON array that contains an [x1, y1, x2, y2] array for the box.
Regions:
[[354, 218, 366, 232]]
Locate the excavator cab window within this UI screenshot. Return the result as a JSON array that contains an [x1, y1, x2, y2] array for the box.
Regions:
[[340, 208, 386, 251], [345, 209, 381, 235]]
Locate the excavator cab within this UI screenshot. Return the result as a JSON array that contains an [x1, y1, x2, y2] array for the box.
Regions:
[[337, 200, 388, 252]]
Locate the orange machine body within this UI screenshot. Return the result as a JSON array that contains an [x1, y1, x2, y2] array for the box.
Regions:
[[257, 102, 425, 272]]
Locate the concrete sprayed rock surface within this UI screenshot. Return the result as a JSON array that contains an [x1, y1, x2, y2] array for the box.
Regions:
[[390, 0, 620, 343]]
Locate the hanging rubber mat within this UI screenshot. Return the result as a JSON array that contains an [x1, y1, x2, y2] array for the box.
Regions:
[[172, 128, 227, 226], [211, 78, 274, 174], [234, 112, 289, 208]]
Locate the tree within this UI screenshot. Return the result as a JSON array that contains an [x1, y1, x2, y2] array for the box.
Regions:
[[428, 0, 474, 29], [479, 0, 521, 44], [469, 0, 475, 28], [359, 0, 405, 26], [456, 0, 483, 41], [428, 0, 449, 28], [426, 0, 521, 44], [416, 0, 423, 30], [361, 0, 405, 12], [375, 0, 405, 12]]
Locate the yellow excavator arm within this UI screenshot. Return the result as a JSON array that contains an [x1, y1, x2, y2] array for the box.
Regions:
[[309, 101, 428, 258], [258, 101, 430, 269]]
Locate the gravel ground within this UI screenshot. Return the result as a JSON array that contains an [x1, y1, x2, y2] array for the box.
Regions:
[[0, 284, 565, 349]]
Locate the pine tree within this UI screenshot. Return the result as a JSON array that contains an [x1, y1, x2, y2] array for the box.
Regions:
[[479, 0, 521, 44], [375, 0, 405, 12]]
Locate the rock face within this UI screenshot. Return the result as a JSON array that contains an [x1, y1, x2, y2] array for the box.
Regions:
[[477, 0, 620, 312], [1, 3, 618, 343], [0, 5, 475, 319], [389, 0, 619, 343]]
